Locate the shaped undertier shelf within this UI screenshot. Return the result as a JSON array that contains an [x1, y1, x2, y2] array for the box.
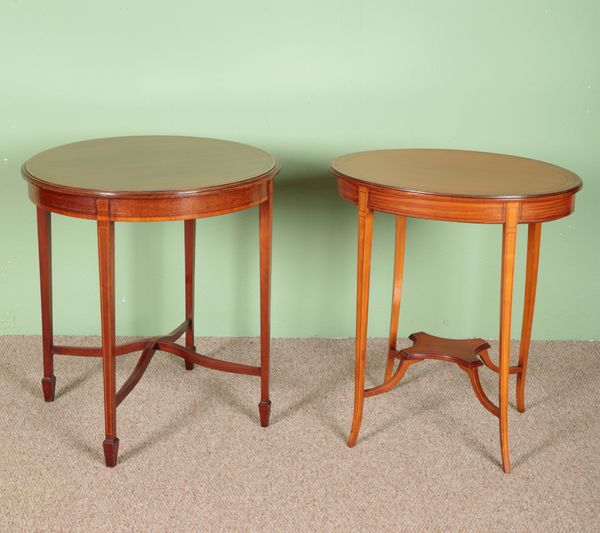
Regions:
[[396, 331, 491, 368], [387, 331, 500, 418]]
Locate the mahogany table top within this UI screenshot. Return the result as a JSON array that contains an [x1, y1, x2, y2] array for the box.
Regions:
[[330, 149, 582, 199], [23, 136, 278, 196]]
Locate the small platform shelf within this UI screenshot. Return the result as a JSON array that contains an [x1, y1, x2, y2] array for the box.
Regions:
[[396, 332, 490, 368], [364, 332, 524, 419]]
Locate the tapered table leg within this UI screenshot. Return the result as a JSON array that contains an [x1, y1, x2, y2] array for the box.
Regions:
[[499, 203, 519, 473], [348, 187, 374, 447], [258, 180, 273, 427], [97, 204, 118, 467], [184, 219, 196, 370], [37, 207, 55, 402], [517, 223, 541, 413], [385, 215, 407, 382]]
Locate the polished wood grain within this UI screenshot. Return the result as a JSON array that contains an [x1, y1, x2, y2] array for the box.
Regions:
[[116, 342, 158, 407], [24, 136, 277, 193], [258, 180, 273, 427], [392, 334, 499, 417], [336, 176, 578, 224], [52, 340, 149, 357], [465, 355, 500, 417], [116, 320, 189, 407], [26, 168, 271, 222], [36, 208, 55, 402], [97, 200, 118, 468], [384, 216, 406, 383], [23, 137, 275, 222], [400, 332, 490, 368], [478, 351, 521, 374], [517, 223, 542, 413], [184, 219, 196, 371], [498, 203, 519, 473], [367, 333, 499, 417], [156, 342, 262, 376], [348, 186, 374, 448], [332, 149, 581, 198], [24, 136, 278, 467], [332, 148, 582, 473], [364, 359, 416, 398]]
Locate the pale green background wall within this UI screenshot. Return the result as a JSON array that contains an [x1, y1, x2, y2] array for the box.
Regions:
[[1, 1, 598, 340]]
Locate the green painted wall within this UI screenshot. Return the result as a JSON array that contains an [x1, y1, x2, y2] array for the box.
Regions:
[[1, 1, 598, 340]]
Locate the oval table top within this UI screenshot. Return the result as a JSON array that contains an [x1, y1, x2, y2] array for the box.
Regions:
[[23, 136, 278, 196], [330, 149, 582, 199]]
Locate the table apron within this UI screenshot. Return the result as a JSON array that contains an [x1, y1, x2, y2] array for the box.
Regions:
[[337, 177, 576, 224], [28, 179, 270, 222]]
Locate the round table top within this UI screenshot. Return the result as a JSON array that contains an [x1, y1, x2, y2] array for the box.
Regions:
[[23, 136, 278, 195], [330, 149, 582, 199]]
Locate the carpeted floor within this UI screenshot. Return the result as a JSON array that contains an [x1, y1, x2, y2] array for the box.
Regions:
[[1, 336, 599, 532]]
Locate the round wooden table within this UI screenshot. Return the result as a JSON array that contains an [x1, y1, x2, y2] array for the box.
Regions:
[[23, 135, 278, 467], [330, 149, 582, 472]]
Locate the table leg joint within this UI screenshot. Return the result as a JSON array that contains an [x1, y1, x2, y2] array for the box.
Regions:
[[364, 358, 417, 398], [479, 351, 522, 374], [51, 319, 191, 358], [156, 341, 261, 376], [116, 341, 158, 407]]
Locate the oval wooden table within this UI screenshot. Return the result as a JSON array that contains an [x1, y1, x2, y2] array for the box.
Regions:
[[23, 135, 278, 467], [330, 149, 582, 473]]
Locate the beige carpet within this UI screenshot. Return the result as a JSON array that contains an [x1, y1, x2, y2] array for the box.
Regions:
[[1, 336, 599, 532]]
